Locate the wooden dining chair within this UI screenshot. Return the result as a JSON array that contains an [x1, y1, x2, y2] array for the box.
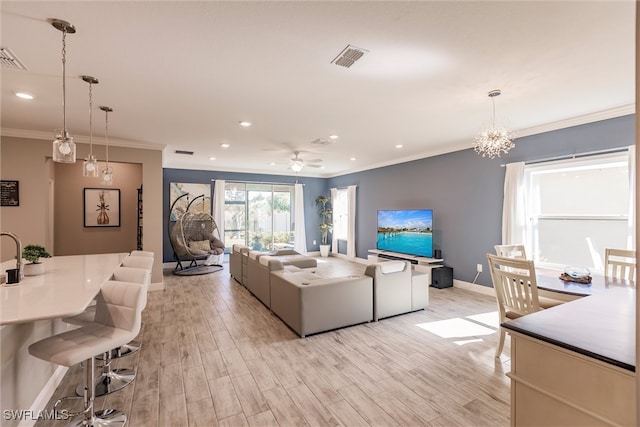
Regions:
[[604, 248, 636, 282], [494, 244, 527, 260], [487, 253, 544, 358]]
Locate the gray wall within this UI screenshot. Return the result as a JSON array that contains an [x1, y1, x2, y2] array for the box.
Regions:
[[327, 114, 634, 286], [162, 115, 634, 286], [162, 169, 327, 262]]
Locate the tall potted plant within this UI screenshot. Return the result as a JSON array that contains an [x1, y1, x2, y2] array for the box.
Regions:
[[315, 195, 333, 257]]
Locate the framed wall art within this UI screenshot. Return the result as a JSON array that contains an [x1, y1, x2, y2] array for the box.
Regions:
[[1, 180, 19, 206], [84, 188, 121, 227]]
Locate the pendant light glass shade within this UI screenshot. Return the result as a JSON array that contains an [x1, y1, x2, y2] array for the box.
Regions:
[[51, 19, 77, 163], [100, 106, 114, 185], [82, 76, 99, 177]]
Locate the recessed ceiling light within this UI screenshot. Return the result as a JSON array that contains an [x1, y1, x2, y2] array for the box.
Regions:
[[329, 134, 339, 140], [270, 162, 276, 166], [209, 156, 216, 161], [220, 143, 230, 148], [350, 157, 357, 161], [238, 121, 252, 127], [395, 144, 403, 149], [16, 92, 34, 100]]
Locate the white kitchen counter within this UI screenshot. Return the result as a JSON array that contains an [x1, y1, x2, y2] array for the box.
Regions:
[[0, 253, 128, 325]]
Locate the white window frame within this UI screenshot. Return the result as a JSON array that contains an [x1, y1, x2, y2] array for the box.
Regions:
[[524, 152, 630, 270], [332, 188, 349, 240]]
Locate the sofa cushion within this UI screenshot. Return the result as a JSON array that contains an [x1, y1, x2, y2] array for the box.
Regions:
[[379, 261, 407, 274]]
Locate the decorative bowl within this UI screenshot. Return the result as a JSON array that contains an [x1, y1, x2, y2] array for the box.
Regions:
[[564, 266, 591, 279]]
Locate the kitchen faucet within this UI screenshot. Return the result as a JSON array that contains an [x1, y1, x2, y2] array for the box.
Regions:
[[1, 231, 22, 283]]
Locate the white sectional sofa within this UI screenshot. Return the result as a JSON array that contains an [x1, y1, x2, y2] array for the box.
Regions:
[[270, 269, 373, 337], [365, 260, 429, 321]]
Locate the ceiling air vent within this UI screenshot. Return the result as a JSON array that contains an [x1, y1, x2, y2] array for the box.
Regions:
[[0, 48, 28, 70], [174, 150, 194, 155], [331, 45, 368, 68]]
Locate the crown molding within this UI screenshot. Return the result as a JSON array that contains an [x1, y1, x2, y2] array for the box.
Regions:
[[327, 104, 636, 178], [0, 128, 164, 151]]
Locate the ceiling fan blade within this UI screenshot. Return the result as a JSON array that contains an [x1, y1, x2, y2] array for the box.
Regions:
[[303, 158, 323, 163], [305, 163, 322, 168]]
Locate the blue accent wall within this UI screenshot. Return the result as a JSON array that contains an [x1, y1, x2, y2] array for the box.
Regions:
[[327, 115, 634, 286], [162, 115, 633, 287], [162, 169, 327, 263]]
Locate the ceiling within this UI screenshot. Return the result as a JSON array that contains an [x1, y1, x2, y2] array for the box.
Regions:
[[1, 1, 635, 177]]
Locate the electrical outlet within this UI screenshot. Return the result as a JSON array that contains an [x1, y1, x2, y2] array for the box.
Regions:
[[313, 240, 317, 245], [476, 263, 483, 273]]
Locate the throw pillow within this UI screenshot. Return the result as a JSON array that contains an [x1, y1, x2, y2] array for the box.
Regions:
[[189, 240, 211, 252]]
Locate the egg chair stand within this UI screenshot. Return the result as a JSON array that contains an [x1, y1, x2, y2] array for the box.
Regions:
[[168, 193, 225, 276]]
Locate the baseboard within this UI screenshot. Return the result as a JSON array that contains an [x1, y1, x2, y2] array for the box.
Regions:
[[453, 279, 495, 297], [18, 365, 68, 427]]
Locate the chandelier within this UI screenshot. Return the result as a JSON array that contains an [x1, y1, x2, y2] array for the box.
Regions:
[[473, 89, 516, 159], [100, 106, 114, 185], [82, 76, 99, 177], [51, 19, 77, 163]]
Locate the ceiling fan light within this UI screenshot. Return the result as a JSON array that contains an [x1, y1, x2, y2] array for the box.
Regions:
[[291, 161, 304, 172]]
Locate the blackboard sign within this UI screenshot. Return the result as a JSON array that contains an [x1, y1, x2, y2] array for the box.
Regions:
[[1, 181, 19, 206]]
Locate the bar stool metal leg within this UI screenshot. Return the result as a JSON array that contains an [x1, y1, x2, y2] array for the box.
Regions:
[[76, 351, 136, 398]]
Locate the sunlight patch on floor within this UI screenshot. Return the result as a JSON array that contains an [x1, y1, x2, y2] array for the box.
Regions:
[[466, 311, 500, 328], [416, 317, 496, 342]]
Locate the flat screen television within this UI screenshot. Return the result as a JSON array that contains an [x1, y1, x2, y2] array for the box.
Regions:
[[377, 209, 433, 258]]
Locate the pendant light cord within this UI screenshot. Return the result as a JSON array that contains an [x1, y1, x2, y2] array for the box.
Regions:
[[61, 28, 67, 136], [88, 82, 93, 152], [104, 109, 109, 167]]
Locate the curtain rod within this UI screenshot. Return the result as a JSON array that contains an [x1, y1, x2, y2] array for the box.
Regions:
[[331, 185, 358, 190], [211, 179, 303, 186], [500, 147, 630, 167]]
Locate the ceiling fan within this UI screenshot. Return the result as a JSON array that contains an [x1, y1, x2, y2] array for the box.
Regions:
[[287, 151, 322, 172]]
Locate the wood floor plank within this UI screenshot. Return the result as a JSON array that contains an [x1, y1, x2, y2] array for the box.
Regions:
[[183, 365, 211, 403], [127, 386, 160, 427], [221, 347, 250, 377], [262, 387, 309, 427], [159, 362, 185, 398], [286, 383, 342, 427], [327, 399, 369, 427], [218, 412, 249, 427], [245, 357, 280, 392], [230, 373, 269, 417], [337, 384, 399, 427], [209, 375, 243, 419], [247, 410, 280, 427], [158, 392, 188, 427], [186, 397, 219, 427]]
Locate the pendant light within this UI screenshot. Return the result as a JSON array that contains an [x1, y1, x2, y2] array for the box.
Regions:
[[51, 19, 77, 163], [100, 106, 114, 185], [81, 76, 99, 177], [472, 89, 516, 159]]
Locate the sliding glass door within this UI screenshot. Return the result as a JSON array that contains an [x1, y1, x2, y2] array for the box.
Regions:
[[224, 182, 294, 251]]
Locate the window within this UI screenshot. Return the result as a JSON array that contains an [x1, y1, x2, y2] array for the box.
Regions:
[[524, 153, 630, 270], [332, 189, 349, 240], [223, 182, 295, 251]]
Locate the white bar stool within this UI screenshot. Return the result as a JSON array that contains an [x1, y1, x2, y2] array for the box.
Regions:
[[83, 267, 150, 397], [29, 280, 146, 427]]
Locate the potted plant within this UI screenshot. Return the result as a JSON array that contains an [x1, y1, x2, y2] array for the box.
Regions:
[[22, 244, 51, 276], [315, 195, 333, 257]]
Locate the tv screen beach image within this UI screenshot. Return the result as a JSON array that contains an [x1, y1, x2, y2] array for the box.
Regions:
[[377, 209, 433, 258]]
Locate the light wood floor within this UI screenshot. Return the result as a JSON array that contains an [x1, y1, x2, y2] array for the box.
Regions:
[[36, 257, 511, 427]]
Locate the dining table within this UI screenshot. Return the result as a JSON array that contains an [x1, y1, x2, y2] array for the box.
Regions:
[[535, 267, 633, 301]]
